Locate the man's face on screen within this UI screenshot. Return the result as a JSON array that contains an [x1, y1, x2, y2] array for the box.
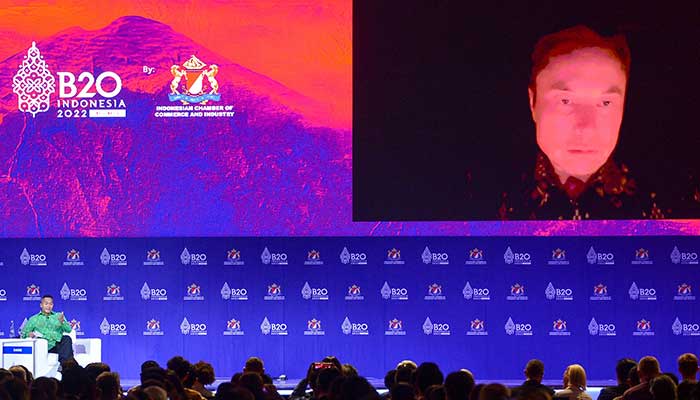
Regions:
[[529, 47, 626, 182]]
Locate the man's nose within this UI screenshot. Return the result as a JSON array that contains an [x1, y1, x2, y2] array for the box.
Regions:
[[573, 104, 596, 132]]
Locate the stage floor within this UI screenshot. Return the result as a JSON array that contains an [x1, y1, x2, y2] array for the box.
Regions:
[[120, 377, 614, 398]]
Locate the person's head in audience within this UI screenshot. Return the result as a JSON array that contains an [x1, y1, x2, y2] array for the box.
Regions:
[[385, 369, 397, 391], [650, 375, 678, 400], [31, 376, 60, 400], [338, 376, 379, 400], [193, 361, 216, 387], [215, 383, 254, 400], [8, 366, 26, 383], [95, 372, 121, 400], [391, 383, 417, 400], [315, 367, 342, 399], [19, 366, 33, 386], [61, 363, 94, 400], [86, 363, 111, 383], [167, 356, 194, 387], [342, 363, 358, 378], [1, 377, 28, 400], [238, 372, 265, 400], [615, 359, 638, 385], [415, 362, 444, 397], [143, 386, 168, 400], [628, 367, 641, 387], [524, 360, 546, 383], [664, 373, 680, 386], [141, 361, 161, 371], [639, 356, 662, 383], [678, 354, 699, 382], [479, 383, 509, 400], [162, 370, 188, 400], [396, 364, 416, 386], [322, 356, 343, 372], [469, 384, 485, 400], [445, 370, 475, 400], [563, 364, 587, 390], [426, 384, 447, 400], [243, 357, 264, 376], [140, 367, 166, 386]]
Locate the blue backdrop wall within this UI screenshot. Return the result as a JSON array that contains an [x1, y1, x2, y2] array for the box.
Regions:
[[0, 237, 698, 381]]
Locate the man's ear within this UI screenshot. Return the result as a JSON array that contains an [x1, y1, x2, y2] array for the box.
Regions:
[[528, 88, 536, 122]]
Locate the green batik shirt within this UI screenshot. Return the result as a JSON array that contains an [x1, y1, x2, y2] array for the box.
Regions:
[[20, 311, 72, 349]]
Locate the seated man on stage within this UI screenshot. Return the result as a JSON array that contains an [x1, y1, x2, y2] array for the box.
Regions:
[[20, 294, 74, 364]]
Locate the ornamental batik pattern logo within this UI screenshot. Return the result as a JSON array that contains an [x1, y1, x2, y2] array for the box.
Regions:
[[587, 247, 615, 265], [422, 247, 449, 265], [181, 248, 207, 266], [143, 249, 164, 266], [674, 283, 695, 301], [221, 282, 248, 301], [100, 318, 127, 336], [672, 317, 700, 336], [304, 250, 324, 266], [103, 284, 124, 301], [670, 246, 698, 265], [503, 246, 531, 265], [385, 318, 406, 336], [60, 282, 87, 301], [588, 318, 616, 336], [504, 317, 533, 336], [100, 248, 127, 266], [261, 247, 288, 265], [345, 284, 364, 300], [340, 247, 367, 265], [224, 248, 244, 266], [545, 282, 573, 301], [184, 283, 204, 301], [422, 317, 451, 336], [224, 318, 244, 336], [13, 42, 55, 117], [628, 282, 656, 301], [141, 282, 168, 301], [548, 248, 569, 265], [424, 283, 446, 301], [465, 248, 486, 265], [463, 282, 490, 301], [63, 249, 84, 266], [632, 248, 653, 265], [20, 248, 47, 266], [180, 317, 207, 336], [260, 317, 287, 336], [384, 248, 404, 265], [301, 282, 329, 301], [590, 283, 611, 301], [341, 317, 369, 336], [381, 282, 408, 301]]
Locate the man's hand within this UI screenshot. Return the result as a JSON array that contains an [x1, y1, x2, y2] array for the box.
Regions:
[[58, 312, 65, 323]]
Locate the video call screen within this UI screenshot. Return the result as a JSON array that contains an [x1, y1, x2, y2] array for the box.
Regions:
[[0, 1, 698, 237]]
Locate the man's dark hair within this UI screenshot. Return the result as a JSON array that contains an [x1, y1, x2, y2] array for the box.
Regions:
[[664, 372, 680, 386], [95, 372, 121, 400], [61, 363, 93, 400], [140, 367, 166, 385], [384, 369, 397, 391], [415, 362, 444, 396], [1, 377, 28, 400], [238, 373, 264, 400], [650, 375, 678, 400], [396, 364, 416, 385], [214, 383, 254, 400], [525, 359, 545, 380], [479, 383, 510, 400], [342, 363, 358, 378], [529, 25, 631, 105], [244, 357, 264, 374], [40, 295, 54, 301], [339, 376, 380, 400], [426, 384, 447, 400], [141, 360, 160, 372], [85, 362, 111, 383], [445, 371, 475, 400], [616, 358, 638, 383], [391, 383, 417, 400], [30, 376, 59, 400], [193, 361, 216, 385], [167, 356, 193, 381], [628, 367, 640, 386], [316, 367, 342, 395], [678, 353, 699, 379]]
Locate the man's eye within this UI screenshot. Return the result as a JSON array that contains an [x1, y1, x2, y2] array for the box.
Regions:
[[600, 100, 612, 107]]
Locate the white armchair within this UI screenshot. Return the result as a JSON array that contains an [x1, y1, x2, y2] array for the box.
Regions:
[[0, 331, 101, 377]]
